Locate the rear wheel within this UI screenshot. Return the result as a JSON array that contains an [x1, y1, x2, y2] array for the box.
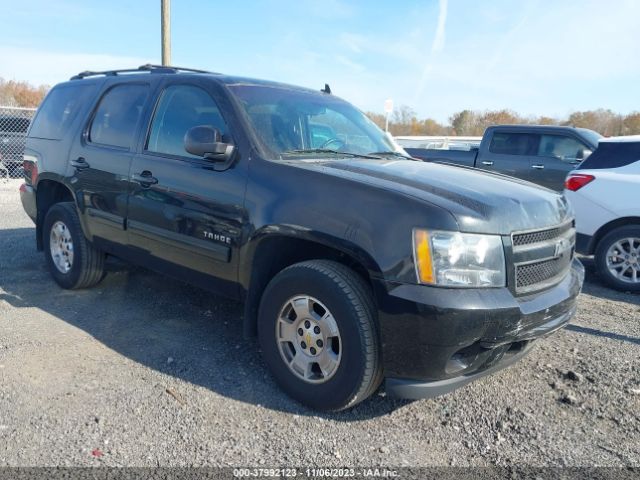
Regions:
[[258, 260, 382, 411], [595, 225, 640, 292], [43, 202, 105, 289]]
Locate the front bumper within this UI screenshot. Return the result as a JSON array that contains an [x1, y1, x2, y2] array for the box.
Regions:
[[375, 258, 584, 399]]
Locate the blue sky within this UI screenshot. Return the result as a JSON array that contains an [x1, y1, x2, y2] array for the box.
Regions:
[[1, 0, 638, 122]]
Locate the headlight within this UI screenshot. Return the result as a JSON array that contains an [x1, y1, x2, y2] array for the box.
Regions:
[[413, 229, 506, 287]]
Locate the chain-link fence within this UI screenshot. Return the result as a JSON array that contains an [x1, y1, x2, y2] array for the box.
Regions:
[[0, 106, 36, 181]]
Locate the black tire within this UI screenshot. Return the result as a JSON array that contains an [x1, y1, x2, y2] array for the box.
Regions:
[[258, 260, 382, 411], [43, 202, 105, 289], [594, 225, 640, 292]]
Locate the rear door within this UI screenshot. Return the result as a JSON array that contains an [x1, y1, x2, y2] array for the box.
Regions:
[[69, 81, 152, 250], [477, 131, 539, 182], [126, 79, 247, 297], [531, 134, 591, 190]]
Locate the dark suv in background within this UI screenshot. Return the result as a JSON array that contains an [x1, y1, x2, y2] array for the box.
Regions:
[[19, 65, 583, 411]]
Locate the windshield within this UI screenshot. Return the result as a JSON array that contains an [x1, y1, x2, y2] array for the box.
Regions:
[[228, 84, 408, 159], [577, 128, 603, 147]]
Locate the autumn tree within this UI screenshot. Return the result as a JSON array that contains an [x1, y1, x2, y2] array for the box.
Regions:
[[479, 110, 523, 130], [365, 111, 386, 130], [535, 116, 559, 125], [0, 78, 49, 108], [387, 105, 417, 135], [564, 109, 625, 136], [622, 112, 640, 135], [421, 118, 450, 135]]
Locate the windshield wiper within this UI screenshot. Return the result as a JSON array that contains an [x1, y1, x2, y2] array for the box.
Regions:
[[368, 151, 416, 160], [281, 149, 382, 159]]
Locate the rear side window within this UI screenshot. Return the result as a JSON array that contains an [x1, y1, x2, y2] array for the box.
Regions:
[[89, 84, 149, 149], [489, 132, 538, 156], [579, 141, 640, 170], [29, 84, 94, 140]]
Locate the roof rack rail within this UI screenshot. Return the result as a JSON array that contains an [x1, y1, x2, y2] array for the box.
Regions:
[[138, 64, 215, 74], [70, 64, 216, 80]]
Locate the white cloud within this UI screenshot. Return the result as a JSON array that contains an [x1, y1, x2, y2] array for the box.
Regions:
[[413, 0, 449, 102], [431, 0, 448, 53], [0, 46, 152, 86], [301, 0, 355, 19], [335, 55, 365, 72], [339, 33, 365, 54]]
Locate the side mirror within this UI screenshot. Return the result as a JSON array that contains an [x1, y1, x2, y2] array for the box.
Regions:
[[576, 149, 591, 161], [184, 126, 234, 162]]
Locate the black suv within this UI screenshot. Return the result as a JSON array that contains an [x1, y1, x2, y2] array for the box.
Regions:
[[20, 65, 584, 411]]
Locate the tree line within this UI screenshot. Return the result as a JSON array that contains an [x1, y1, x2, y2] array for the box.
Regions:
[[0, 78, 49, 108], [366, 106, 640, 137]]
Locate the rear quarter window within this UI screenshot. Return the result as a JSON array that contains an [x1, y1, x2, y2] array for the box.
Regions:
[[29, 84, 95, 140], [578, 142, 640, 170]]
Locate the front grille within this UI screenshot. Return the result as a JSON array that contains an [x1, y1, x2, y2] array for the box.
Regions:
[[516, 254, 572, 290], [511, 221, 575, 294], [512, 222, 573, 247]]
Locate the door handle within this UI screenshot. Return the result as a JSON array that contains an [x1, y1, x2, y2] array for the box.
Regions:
[[481, 161, 494, 166], [531, 164, 545, 170], [132, 171, 158, 186], [70, 157, 90, 170]]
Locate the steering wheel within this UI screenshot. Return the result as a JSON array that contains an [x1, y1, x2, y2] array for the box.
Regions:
[[319, 137, 346, 150]]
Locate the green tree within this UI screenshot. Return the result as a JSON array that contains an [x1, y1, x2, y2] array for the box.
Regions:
[[449, 110, 479, 135], [421, 118, 449, 135]]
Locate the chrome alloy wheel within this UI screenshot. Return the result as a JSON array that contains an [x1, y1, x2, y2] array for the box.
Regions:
[[49, 220, 74, 274], [276, 295, 342, 384], [606, 237, 640, 284]]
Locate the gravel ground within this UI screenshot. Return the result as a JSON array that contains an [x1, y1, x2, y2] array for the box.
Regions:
[[0, 178, 639, 468]]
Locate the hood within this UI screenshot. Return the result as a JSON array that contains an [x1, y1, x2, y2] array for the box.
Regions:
[[291, 158, 572, 235]]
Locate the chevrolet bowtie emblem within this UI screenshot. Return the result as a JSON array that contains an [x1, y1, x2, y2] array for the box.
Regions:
[[555, 238, 570, 257]]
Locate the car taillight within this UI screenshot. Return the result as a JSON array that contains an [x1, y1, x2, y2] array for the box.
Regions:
[[565, 174, 595, 191], [23, 159, 38, 185]]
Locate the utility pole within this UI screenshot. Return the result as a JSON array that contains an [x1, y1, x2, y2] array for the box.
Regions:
[[161, 0, 171, 66]]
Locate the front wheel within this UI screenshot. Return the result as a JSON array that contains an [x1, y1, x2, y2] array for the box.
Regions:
[[43, 202, 105, 289], [595, 225, 640, 292], [258, 260, 382, 411]]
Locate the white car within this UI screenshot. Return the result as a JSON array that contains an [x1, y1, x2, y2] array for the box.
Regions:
[[564, 135, 640, 291]]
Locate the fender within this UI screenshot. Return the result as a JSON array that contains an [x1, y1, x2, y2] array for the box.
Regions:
[[238, 224, 385, 337], [239, 223, 384, 288], [589, 216, 640, 254], [34, 172, 94, 249]]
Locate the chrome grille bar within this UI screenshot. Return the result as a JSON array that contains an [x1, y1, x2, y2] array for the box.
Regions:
[[511, 220, 576, 294]]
